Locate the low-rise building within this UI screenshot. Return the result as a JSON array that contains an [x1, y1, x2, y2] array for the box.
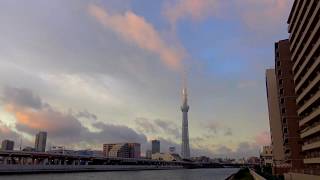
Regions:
[[169, 147, 176, 154], [22, 146, 35, 152], [77, 150, 104, 157], [151, 153, 182, 161], [260, 146, 273, 167], [47, 149, 78, 156], [247, 156, 260, 165], [103, 143, 141, 158], [191, 156, 210, 163], [146, 150, 152, 159]]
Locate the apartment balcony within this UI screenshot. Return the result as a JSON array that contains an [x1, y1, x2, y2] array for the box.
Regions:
[[304, 157, 320, 164], [296, 73, 320, 104], [295, 56, 320, 93], [298, 90, 320, 115], [285, 172, 320, 179], [302, 141, 320, 151], [289, 0, 308, 51], [301, 123, 320, 139], [299, 107, 320, 127], [293, 9, 320, 73], [291, 0, 318, 60]]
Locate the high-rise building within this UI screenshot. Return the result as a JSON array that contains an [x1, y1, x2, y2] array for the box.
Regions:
[[266, 69, 285, 165], [181, 87, 190, 159], [151, 140, 160, 154], [35, 131, 47, 152], [287, 0, 320, 172], [1, 140, 14, 151], [274, 39, 303, 169], [103, 143, 141, 158], [128, 143, 141, 158]]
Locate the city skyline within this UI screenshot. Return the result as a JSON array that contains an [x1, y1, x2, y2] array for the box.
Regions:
[[0, 0, 294, 158]]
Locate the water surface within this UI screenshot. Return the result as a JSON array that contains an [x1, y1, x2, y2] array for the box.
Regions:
[[0, 168, 238, 180]]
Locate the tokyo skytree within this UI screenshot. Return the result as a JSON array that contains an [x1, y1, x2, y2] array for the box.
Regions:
[[181, 86, 190, 159]]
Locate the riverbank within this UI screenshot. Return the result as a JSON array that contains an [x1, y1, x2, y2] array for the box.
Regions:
[[226, 168, 254, 180]]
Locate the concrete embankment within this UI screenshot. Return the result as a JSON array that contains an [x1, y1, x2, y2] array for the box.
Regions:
[[0, 165, 183, 174], [249, 169, 266, 180], [225, 168, 266, 180]]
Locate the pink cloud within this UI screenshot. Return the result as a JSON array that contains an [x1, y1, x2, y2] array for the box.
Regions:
[[88, 4, 185, 71], [163, 0, 219, 26], [162, 0, 292, 35], [254, 131, 271, 146], [5, 104, 82, 136], [235, 0, 292, 33]]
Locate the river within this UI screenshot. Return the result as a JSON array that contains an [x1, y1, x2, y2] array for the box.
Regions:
[[0, 168, 238, 180]]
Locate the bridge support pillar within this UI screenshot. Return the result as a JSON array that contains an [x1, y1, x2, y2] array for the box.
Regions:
[[43, 158, 48, 165]]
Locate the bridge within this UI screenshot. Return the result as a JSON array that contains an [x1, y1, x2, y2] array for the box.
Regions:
[[0, 150, 250, 174], [0, 150, 188, 166]]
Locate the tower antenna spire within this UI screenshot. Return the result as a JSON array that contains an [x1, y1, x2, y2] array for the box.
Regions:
[[19, 135, 22, 150]]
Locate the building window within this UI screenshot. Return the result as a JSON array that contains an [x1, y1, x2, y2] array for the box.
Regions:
[[280, 88, 284, 95], [282, 108, 286, 114], [282, 118, 287, 124], [279, 79, 283, 85], [285, 148, 290, 154], [280, 98, 285, 104], [278, 70, 281, 76]]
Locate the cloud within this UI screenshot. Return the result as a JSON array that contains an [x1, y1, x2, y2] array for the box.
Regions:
[[75, 110, 97, 121], [224, 128, 233, 136], [154, 119, 180, 138], [235, 0, 292, 34], [2, 87, 81, 138], [0, 121, 34, 149], [88, 4, 185, 71], [135, 117, 158, 134], [162, 0, 292, 36], [0, 86, 262, 158], [2, 87, 147, 149], [0, 121, 20, 141], [13, 108, 83, 139], [135, 117, 180, 139], [204, 122, 233, 136], [88, 122, 147, 144], [206, 122, 220, 134], [1, 87, 44, 110], [215, 142, 260, 158], [163, 0, 219, 26], [254, 131, 271, 146]]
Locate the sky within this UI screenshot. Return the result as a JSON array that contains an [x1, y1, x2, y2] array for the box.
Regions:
[[0, 0, 294, 158]]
